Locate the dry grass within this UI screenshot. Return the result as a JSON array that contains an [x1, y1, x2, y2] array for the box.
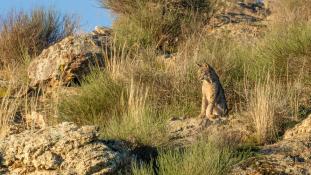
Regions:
[[247, 72, 304, 144], [0, 8, 78, 67], [0, 85, 26, 138], [101, 79, 167, 146], [248, 76, 282, 144], [273, 0, 311, 23]]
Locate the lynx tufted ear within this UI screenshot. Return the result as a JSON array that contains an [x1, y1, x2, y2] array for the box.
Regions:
[[196, 63, 203, 67], [197, 63, 211, 69]]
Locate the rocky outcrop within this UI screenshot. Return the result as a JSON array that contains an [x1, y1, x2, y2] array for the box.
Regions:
[[168, 115, 254, 147], [168, 117, 211, 147], [28, 29, 110, 88], [284, 115, 311, 140], [0, 122, 130, 175], [230, 115, 311, 175]]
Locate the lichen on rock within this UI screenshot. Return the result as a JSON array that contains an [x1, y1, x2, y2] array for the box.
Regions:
[[28, 32, 110, 88], [0, 122, 130, 175]]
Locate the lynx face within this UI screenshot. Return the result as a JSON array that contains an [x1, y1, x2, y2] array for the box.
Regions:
[[197, 63, 214, 82]]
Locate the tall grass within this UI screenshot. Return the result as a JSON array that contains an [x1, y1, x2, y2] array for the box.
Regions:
[[256, 23, 311, 81], [0, 8, 78, 67], [101, 79, 167, 145], [248, 76, 282, 144], [247, 72, 304, 144]]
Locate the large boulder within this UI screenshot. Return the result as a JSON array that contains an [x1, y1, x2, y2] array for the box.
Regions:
[[230, 115, 311, 175], [28, 30, 110, 88], [0, 122, 130, 175]]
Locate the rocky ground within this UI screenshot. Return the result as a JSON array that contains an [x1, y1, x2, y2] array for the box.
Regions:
[[1, 1, 311, 175], [1, 112, 310, 174], [230, 115, 311, 175], [0, 123, 130, 175]]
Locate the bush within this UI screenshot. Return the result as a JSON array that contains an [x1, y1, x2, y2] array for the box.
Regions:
[[257, 23, 311, 80], [247, 73, 303, 144], [58, 70, 125, 126], [100, 0, 221, 51], [101, 79, 168, 145], [0, 8, 78, 67]]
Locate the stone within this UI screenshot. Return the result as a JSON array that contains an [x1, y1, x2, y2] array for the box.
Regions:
[[28, 33, 110, 88], [92, 26, 112, 36], [167, 114, 254, 147], [25, 111, 47, 129], [0, 122, 130, 175], [284, 115, 311, 140], [230, 115, 311, 175]]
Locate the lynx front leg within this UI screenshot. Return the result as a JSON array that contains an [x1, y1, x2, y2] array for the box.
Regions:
[[198, 95, 207, 118], [206, 90, 217, 120], [205, 102, 215, 119]]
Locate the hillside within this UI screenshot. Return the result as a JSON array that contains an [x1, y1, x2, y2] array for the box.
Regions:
[[0, 0, 310, 174]]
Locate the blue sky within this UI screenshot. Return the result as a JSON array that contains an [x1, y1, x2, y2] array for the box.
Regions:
[[0, 0, 114, 32]]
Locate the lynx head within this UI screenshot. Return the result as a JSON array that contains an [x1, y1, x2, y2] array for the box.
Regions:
[[197, 63, 214, 82]]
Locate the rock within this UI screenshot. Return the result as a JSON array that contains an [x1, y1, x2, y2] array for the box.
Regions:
[[284, 115, 311, 140], [92, 26, 112, 36], [167, 114, 254, 147], [28, 33, 110, 88], [25, 111, 47, 129], [230, 115, 311, 175], [0, 112, 26, 139], [168, 116, 212, 147], [0, 122, 130, 175]]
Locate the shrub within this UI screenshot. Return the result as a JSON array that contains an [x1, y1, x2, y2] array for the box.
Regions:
[[101, 80, 168, 145], [257, 23, 311, 80], [0, 8, 78, 67], [58, 70, 125, 126], [246, 74, 303, 144], [100, 0, 221, 51]]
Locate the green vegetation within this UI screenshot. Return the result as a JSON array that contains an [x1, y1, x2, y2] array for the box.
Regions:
[[132, 140, 249, 175], [0, 0, 310, 174], [58, 70, 125, 126], [100, 0, 221, 51]]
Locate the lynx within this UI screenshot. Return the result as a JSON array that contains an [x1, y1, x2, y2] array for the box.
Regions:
[[197, 63, 228, 120]]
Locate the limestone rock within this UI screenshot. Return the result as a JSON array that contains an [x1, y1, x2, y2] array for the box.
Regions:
[[168, 117, 212, 147], [92, 26, 112, 36], [25, 111, 47, 129], [284, 115, 311, 140], [168, 115, 253, 147], [0, 122, 130, 175], [230, 115, 311, 175], [28, 33, 110, 88]]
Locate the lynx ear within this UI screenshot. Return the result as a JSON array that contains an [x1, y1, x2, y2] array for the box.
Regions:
[[196, 63, 203, 67]]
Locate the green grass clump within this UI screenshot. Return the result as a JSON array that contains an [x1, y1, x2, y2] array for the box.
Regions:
[[101, 107, 167, 146], [257, 23, 311, 79], [132, 140, 249, 175], [100, 0, 221, 51], [58, 70, 125, 126]]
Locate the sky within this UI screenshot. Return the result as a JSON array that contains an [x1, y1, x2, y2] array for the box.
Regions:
[[0, 0, 114, 32]]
